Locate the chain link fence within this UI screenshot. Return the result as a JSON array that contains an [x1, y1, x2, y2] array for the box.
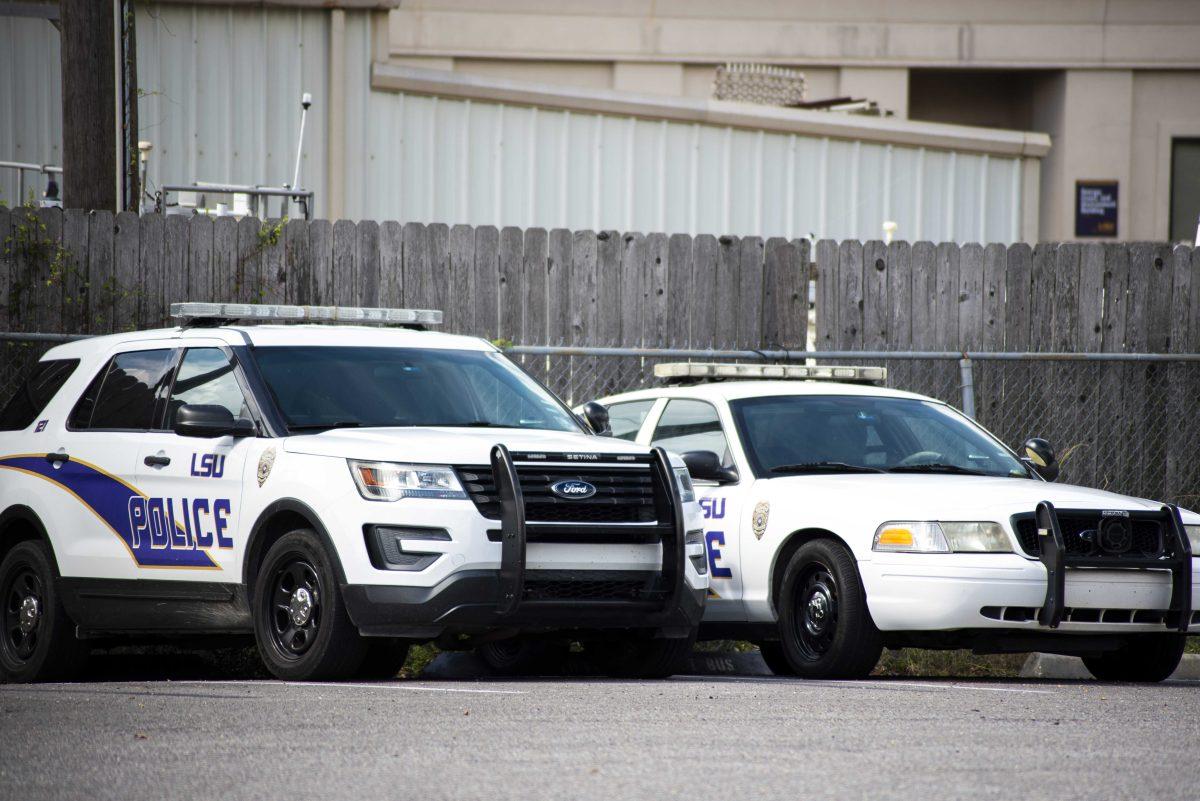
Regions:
[[3, 333, 1198, 508]]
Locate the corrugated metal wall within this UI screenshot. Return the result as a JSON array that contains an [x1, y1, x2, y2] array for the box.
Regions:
[[2, 5, 1030, 243]]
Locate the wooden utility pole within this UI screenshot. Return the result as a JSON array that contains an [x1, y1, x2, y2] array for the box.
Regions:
[[59, 0, 137, 212]]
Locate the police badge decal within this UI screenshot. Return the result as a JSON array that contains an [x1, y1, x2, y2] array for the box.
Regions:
[[257, 447, 276, 487], [751, 501, 769, 540]]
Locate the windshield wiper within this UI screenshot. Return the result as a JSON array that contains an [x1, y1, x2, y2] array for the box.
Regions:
[[424, 421, 511, 428], [770, 462, 885, 474], [287, 421, 363, 432], [888, 463, 988, 476]]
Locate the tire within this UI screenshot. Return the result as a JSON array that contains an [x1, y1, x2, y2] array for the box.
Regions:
[[477, 639, 568, 676], [1082, 634, 1187, 683], [755, 641, 794, 676], [357, 638, 411, 680], [252, 529, 368, 681], [592, 633, 696, 679], [0, 540, 89, 683], [776, 538, 883, 679]]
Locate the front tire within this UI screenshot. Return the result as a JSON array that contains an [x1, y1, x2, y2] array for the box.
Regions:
[[478, 639, 568, 676], [0, 540, 88, 683], [1082, 634, 1186, 682], [776, 538, 882, 679], [755, 641, 794, 676], [252, 529, 368, 681], [591, 633, 696, 679]]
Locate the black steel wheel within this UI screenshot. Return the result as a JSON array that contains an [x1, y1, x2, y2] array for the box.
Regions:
[[589, 632, 696, 679], [776, 538, 882, 679], [252, 529, 368, 681], [0, 540, 88, 683], [478, 639, 568, 676]]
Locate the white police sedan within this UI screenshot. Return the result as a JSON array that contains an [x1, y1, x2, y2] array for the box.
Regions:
[[590, 363, 1200, 681], [0, 304, 706, 683]]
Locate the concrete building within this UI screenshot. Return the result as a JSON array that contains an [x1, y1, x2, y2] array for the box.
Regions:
[[3, 1, 1199, 243]]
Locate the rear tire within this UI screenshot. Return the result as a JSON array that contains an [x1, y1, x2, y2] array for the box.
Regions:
[[358, 638, 411, 680], [755, 641, 794, 676], [0, 540, 89, 683], [478, 639, 568, 676], [592, 633, 696, 679], [776, 538, 882, 679], [252, 529, 368, 681], [1082, 634, 1186, 683]]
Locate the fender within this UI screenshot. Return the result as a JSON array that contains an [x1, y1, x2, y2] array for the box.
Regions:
[[0, 504, 59, 572], [767, 527, 854, 617], [242, 498, 349, 591]]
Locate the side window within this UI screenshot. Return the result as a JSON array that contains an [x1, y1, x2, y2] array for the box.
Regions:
[[167, 348, 251, 427], [0, 359, 80, 431], [606, 399, 656, 441], [78, 349, 175, 431], [651, 399, 730, 463]]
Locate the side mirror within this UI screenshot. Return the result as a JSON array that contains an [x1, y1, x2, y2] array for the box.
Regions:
[[174, 404, 255, 439], [1021, 437, 1059, 481], [581, 401, 611, 436], [681, 450, 739, 484]]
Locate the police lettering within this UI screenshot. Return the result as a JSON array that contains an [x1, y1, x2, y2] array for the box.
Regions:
[[128, 496, 234, 550]]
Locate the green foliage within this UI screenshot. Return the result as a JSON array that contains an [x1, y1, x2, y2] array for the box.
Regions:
[[872, 648, 1026, 678], [257, 217, 287, 250], [490, 337, 515, 350], [400, 643, 440, 678]]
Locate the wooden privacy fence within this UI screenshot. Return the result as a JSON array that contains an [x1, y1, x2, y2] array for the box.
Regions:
[[0, 208, 810, 350]]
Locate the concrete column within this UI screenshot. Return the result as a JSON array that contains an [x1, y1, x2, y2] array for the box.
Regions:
[[1033, 69, 1133, 241], [839, 67, 909, 118]]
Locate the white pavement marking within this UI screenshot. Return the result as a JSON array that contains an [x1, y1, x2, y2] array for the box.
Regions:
[[676, 675, 1057, 695], [168, 680, 528, 695]]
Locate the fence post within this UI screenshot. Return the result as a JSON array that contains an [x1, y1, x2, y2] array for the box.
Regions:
[[959, 357, 976, 418]]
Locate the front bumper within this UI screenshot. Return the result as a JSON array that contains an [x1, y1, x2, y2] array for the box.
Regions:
[[343, 569, 707, 638]]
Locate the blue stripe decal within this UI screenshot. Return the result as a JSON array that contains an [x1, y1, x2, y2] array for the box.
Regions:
[[0, 455, 219, 569]]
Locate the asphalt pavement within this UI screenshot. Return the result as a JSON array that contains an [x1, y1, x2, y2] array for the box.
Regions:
[[2, 666, 1197, 801]]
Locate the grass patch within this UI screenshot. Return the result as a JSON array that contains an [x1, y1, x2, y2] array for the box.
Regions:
[[401, 643, 440, 677], [872, 649, 1027, 678]]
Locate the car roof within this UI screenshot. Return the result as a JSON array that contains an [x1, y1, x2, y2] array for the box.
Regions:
[[596, 379, 936, 405], [40, 325, 496, 360]]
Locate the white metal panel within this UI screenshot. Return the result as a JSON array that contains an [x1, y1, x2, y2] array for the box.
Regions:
[[0, 16, 62, 205]]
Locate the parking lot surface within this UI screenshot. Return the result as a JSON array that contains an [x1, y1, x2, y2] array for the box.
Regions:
[[2, 663, 1198, 801]]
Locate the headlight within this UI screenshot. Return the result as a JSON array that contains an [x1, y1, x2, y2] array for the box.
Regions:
[[348, 460, 467, 502], [673, 466, 696, 504], [872, 521, 1011, 553], [1185, 525, 1200, 553]]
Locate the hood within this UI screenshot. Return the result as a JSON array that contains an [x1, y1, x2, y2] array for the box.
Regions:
[[283, 426, 658, 465], [758, 473, 1198, 522]]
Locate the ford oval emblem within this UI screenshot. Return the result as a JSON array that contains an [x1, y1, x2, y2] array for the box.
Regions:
[[550, 479, 597, 500]]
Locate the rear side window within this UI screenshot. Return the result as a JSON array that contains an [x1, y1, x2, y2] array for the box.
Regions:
[[606, 399, 656, 441], [651, 399, 731, 464], [0, 359, 80, 431], [71, 349, 175, 431]]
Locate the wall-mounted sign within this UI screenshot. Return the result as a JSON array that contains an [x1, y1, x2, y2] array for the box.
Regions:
[[1076, 180, 1118, 237]]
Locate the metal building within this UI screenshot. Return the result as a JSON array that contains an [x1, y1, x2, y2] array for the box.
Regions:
[[1, 4, 1047, 243]]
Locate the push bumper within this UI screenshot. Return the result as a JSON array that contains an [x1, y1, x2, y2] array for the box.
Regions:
[[343, 444, 704, 638]]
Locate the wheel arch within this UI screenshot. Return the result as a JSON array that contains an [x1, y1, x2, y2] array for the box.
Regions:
[[242, 499, 348, 600], [0, 505, 59, 573], [768, 527, 854, 617]]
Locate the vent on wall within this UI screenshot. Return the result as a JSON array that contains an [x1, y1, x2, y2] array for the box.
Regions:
[[712, 63, 807, 107]]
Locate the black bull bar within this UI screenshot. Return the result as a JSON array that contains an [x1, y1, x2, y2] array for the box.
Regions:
[[1036, 500, 1193, 631], [488, 444, 686, 617]]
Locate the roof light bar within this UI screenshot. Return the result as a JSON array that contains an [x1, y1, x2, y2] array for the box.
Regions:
[[653, 362, 886, 384], [170, 302, 443, 326]]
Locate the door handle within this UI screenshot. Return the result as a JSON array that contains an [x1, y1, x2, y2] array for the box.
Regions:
[[45, 452, 69, 465], [143, 455, 171, 467]]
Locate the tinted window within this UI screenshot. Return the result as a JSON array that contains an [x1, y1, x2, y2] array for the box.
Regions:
[[0, 359, 79, 431], [606, 399, 655, 441], [651, 399, 730, 463], [167, 348, 250, 426], [252, 347, 580, 432], [83, 349, 175, 430]]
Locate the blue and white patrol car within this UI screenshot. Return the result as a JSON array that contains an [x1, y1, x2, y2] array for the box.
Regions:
[[0, 304, 706, 682], [591, 363, 1200, 682]]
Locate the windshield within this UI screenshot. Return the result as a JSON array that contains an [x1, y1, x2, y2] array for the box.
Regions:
[[253, 346, 581, 433], [729, 395, 1030, 479]]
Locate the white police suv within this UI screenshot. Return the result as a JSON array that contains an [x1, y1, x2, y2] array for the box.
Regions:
[[591, 363, 1200, 682], [0, 304, 707, 683]]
